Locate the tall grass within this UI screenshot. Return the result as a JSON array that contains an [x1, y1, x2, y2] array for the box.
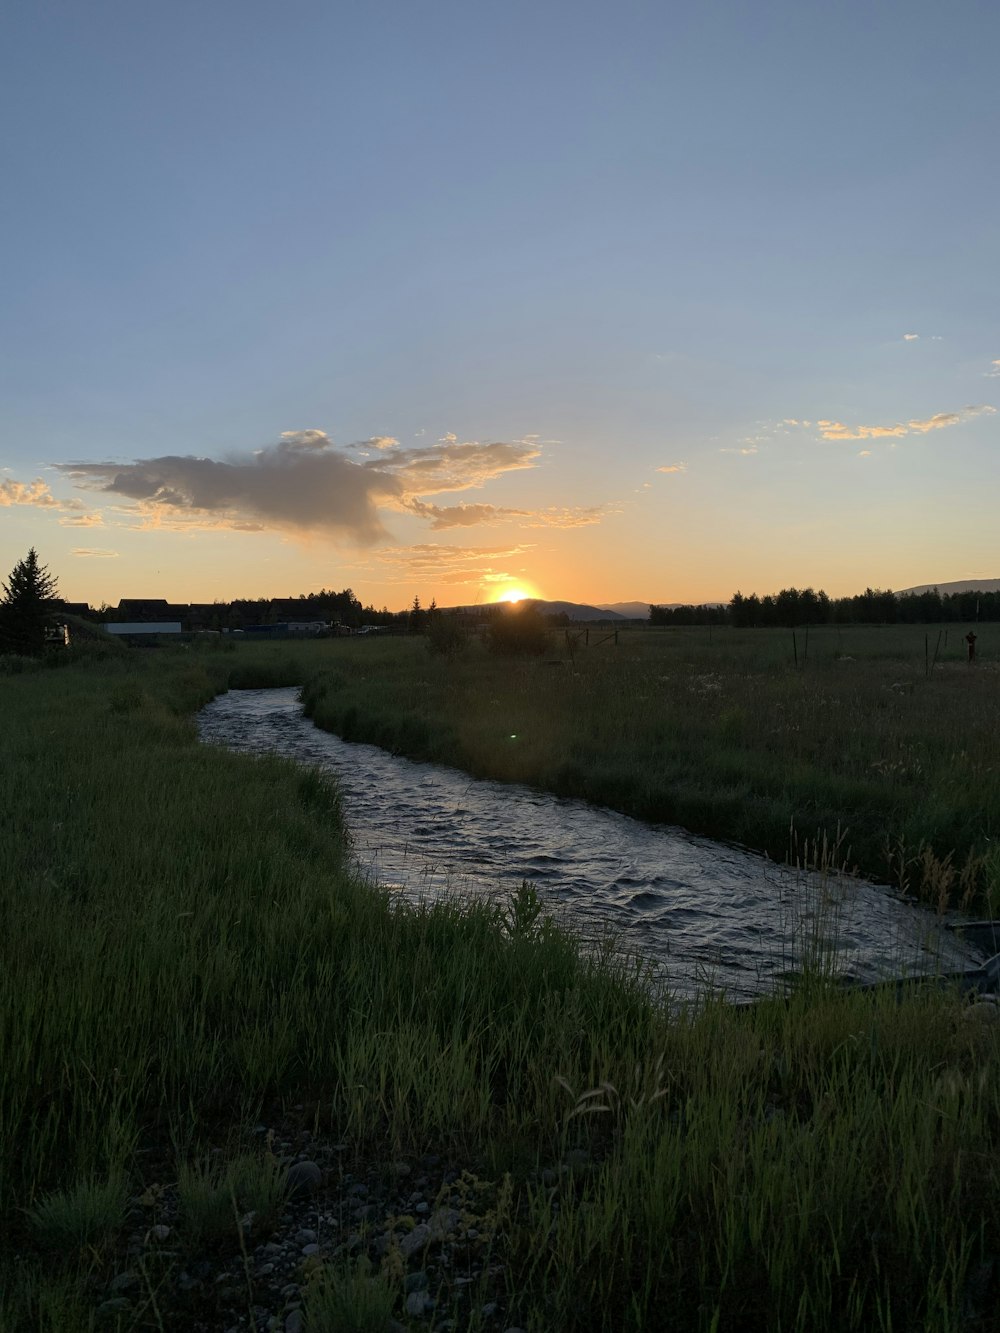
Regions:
[[3, 642, 999, 1330]]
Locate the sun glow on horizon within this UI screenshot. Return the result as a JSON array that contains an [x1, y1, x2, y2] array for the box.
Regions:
[[494, 585, 535, 604]]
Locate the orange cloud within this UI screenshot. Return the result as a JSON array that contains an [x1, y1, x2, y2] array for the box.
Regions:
[[818, 405, 994, 441], [0, 478, 62, 508]]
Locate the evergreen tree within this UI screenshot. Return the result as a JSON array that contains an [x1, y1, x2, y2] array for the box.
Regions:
[[0, 548, 59, 655]]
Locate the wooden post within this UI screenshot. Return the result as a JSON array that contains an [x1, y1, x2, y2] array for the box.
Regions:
[[925, 634, 929, 678], [792, 631, 798, 667]]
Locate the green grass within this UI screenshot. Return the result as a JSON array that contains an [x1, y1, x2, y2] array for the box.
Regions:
[[2, 639, 999, 1330], [301, 623, 1000, 909]]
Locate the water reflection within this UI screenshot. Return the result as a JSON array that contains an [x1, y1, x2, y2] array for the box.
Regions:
[[198, 687, 978, 1001]]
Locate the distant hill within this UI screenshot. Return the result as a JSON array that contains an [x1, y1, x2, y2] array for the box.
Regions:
[[597, 601, 657, 619], [529, 599, 626, 621], [898, 579, 1000, 596]]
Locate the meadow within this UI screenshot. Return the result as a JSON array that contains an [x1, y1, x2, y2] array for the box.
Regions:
[[1, 633, 998, 1331]]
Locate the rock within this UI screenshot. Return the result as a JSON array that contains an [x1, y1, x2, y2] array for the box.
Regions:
[[405, 1290, 429, 1316], [480, 1302, 498, 1316], [295, 1228, 317, 1245], [108, 1272, 138, 1293], [389, 1160, 411, 1178], [399, 1224, 431, 1258], [147, 1223, 171, 1243], [285, 1312, 303, 1333], [301, 1243, 320, 1257], [415, 1201, 430, 1215], [285, 1161, 322, 1199], [404, 1270, 429, 1293]]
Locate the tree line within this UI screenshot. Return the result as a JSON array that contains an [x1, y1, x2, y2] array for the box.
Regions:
[[650, 586, 1000, 629]]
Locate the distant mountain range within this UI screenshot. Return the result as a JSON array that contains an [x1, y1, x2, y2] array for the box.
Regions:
[[527, 598, 725, 621], [897, 579, 1000, 596], [528, 599, 628, 621]]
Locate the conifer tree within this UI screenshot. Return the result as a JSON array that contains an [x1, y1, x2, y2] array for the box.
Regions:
[[0, 548, 59, 655]]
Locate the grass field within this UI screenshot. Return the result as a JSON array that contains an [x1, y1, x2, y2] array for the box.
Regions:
[[2, 637, 999, 1330], [302, 622, 1000, 911]]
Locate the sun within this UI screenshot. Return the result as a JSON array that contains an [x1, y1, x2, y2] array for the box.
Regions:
[[489, 579, 540, 605]]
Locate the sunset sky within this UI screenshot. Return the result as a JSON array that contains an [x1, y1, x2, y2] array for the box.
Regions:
[[2, 1, 997, 610]]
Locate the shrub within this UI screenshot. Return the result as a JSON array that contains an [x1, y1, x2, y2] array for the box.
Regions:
[[302, 1258, 395, 1332], [426, 613, 471, 657], [485, 603, 552, 657], [26, 1171, 127, 1252], [178, 1154, 285, 1245]]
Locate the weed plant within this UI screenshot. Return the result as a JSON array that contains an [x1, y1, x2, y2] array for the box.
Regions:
[[2, 641, 999, 1329]]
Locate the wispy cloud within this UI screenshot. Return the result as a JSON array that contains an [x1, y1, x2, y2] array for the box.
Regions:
[[71, 548, 119, 558], [369, 435, 541, 496], [401, 499, 611, 530], [656, 462, 686, 474], [818, 420, 908, 440], [522, 505, 612, 528], [987, 360, 1000, 379], [404, 500, 530, 529], [817, 405, 994, 441], [58, 513, 105, 528], [373, 541, 535, 590], [903, 333, 920, 341]]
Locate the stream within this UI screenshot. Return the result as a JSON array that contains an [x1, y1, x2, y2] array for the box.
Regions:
[[197, 686, 981, 1001]]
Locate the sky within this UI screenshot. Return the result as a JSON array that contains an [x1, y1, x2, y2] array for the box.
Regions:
[[1, 0, 998, 610]]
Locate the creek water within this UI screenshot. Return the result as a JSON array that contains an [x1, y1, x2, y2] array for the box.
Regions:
[[197, 686, 980, 1001]]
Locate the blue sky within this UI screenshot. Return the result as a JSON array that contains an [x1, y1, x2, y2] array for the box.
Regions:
[[2, 0, 997, 607]]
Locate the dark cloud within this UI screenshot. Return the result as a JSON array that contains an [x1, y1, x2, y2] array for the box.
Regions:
[[57, 431, 402, 543]]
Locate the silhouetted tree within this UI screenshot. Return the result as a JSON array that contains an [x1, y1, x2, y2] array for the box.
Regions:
[[0, 548, 59, 655]]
